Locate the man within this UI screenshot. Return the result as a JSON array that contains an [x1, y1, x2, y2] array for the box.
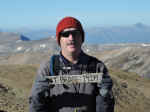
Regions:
[[29, 16, 115, 112]]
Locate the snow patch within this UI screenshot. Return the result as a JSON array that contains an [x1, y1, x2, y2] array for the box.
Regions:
[[25, 48, 30, 52], [40, 44, 46, 48], [17, 46, 23, 51], [16, 40, 22, 43], [141, 43, 150, 47]]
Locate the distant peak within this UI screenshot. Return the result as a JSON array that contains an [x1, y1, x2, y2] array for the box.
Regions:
[[20, 35, 30, 41], [134, 22, 146, 28]]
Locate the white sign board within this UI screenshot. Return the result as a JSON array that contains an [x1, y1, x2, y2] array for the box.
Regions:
[[45, 73, 103, 85]]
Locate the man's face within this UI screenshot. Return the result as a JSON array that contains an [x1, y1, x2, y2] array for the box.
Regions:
[[59, 28, 83, 55]]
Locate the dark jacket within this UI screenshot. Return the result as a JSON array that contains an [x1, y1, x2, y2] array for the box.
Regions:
[[29, 52, 115, 112]]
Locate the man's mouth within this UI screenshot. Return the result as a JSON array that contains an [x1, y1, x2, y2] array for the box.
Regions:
[[67, 42, 76, 46]]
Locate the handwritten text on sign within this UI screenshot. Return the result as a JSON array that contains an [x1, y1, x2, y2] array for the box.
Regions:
[[45, 73, 103, 84]]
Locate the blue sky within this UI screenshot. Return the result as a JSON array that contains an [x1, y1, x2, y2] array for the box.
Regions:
[[0, 0, 150, 29]]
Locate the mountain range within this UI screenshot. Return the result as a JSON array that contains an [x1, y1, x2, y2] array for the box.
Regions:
[[0, 31, 150, 78], [3, 22, 150, 44], [1, 25, 150, 78], [85, 22, 150, 44]]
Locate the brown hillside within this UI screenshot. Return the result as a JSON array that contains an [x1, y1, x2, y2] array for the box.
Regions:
[[0, 65, 150, 112]]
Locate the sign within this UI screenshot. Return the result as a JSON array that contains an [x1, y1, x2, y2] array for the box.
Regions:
[[45, 73, 103, 85]]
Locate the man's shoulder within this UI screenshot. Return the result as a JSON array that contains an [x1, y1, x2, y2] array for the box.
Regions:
[[40, 59, 50, 69], [83, 53, 108, 73], [36, 54, 60, 77], [37, 59, 51, 76], [39, 54, 59, 67], [84, 53, 104, 64]]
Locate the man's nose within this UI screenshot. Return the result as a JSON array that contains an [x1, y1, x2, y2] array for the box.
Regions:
[[68, 34, 74, 40]]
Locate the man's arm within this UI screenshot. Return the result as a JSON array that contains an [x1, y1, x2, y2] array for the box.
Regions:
[[96, 62, 115, 112], [29, 61, 51, 112]]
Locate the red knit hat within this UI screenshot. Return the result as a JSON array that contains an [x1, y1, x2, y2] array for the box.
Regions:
[[56, 16, 84, 44]]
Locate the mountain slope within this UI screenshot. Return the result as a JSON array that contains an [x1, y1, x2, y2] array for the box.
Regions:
[[0, 65, 150, 112], [110, 69, 150, 112], [97, 46, 150, 78]]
